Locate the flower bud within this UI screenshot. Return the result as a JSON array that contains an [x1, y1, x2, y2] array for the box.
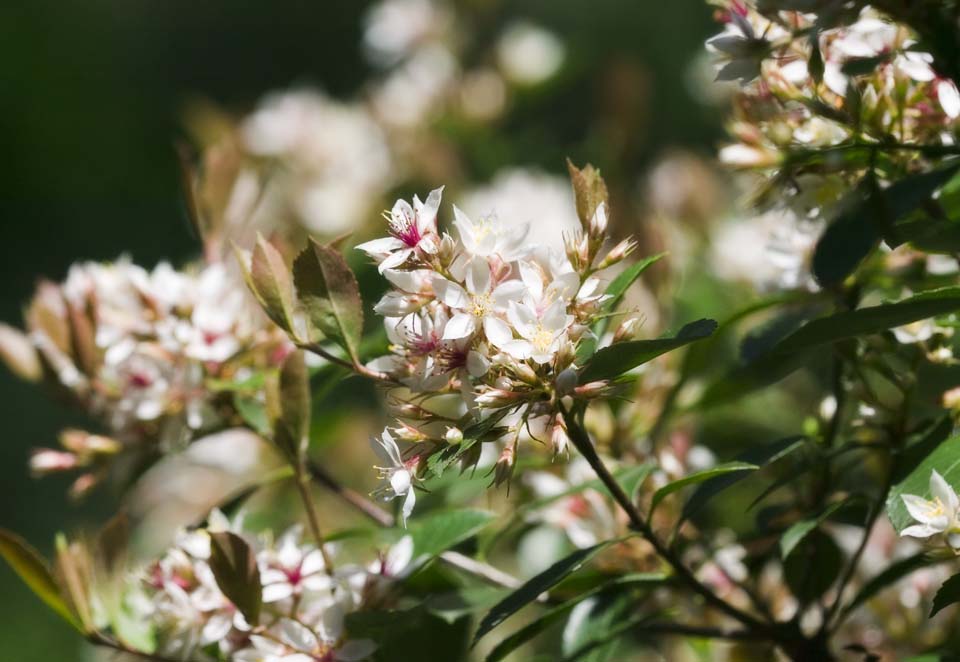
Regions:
[[475, 388, 525, 409], [513, 362, 539, 385], [550, 418, 571, 455], [59, 429, 121, 456], [391, 422, 429, 443], [613, 317, 644, 344], [574, 380, 611, 400], [597, 238, 637, 270], [444, 427, 463, 445], [492, 443, 516, 487], [555, 367, 578, 396], [944, 386, 960, 410], [30, 449, 79, 476], [0, 323, 41, 382]]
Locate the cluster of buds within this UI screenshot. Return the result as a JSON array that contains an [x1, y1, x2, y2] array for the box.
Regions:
[[359, 163, 641, 519], [1, 258, 289, 496], [140, 512, 413, 662], [710, 2, 959, 170]]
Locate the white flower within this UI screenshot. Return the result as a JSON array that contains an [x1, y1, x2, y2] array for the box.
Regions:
[[371, 429, 417, 524], [259, 527, 333, 603], [452, 206, 529, 260], [705, 9, 771, 83], [234, 618, 375, 662], [432, 256, 524, 341], [357, 189, 443, 273], [901, 470, 960, 548], [497, 299, 573, 365]]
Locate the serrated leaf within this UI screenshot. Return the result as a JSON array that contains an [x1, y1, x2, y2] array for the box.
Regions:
[[486, 573, 664, 662], [250, 234, 296, 333], [931, 572, 960, 617], [293, 239, 364, 363], [473, 541, 614, 644], [0, 529, 80, 631], [780, 499, 850, 559], [209, 532, 262, 625], [682, 436, 805, 523], [650, 462, 757, 517], [580, 319, 717, 382], [410, 509, 495, 559]]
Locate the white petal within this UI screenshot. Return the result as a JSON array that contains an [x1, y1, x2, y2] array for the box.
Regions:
[[433, 278, 470, 309], [484, 316, 513, 347], [262, 582, 295, 603], [901, 494, 945, 528], [931, 470, 959, 514], [280, 618, 319, 651], [442, 313, 476, 340], [390, 468, 412, 496], [900, 523, 941, 539], [356, 237, 405, 257], [492, 280, 526, 308], [465, 257, 491, 296], [466, 350, 490, 377], [401, 485, 417, 524], [940, 80, 960, 119], [501, 339, 533, 359]]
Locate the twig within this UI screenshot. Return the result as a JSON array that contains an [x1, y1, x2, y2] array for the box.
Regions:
[[558, 404, 773, 635], [88, 634, 185, 662], [293, 462, 335, 572]]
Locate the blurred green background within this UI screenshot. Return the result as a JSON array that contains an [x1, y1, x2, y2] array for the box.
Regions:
[[0, 0, 721, 657]]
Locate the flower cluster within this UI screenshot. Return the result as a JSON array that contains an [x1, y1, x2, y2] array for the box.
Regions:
[[141, 512, 414, 662], [3, 259, 288, 495], [359, 174, 639, 518]]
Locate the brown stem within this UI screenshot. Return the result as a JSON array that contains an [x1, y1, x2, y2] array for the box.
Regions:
[[559, 404, 773, 635], [293, 463, 335, 573], [88, 634, 185, 662]]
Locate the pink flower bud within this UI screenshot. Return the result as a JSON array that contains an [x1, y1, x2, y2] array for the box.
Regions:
[[30, 449, 78, 476]]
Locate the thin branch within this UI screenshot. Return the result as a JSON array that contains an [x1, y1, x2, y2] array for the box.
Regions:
[[88, 634, 185, 662], [558, 404, 774, 636], [293, 462, 335, 572]]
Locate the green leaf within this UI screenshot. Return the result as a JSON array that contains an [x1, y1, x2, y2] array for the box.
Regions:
[[274, 350, 310, 460], [784, 529, 842, 604], [410, 509, 495, 559], [649, 462, 758, 517], [600, 253, 665, 315], [682, 436, 805, 523], [892, 416, 954, 484], [931, 572, 960, 617], [250, 234, 296, 333], [486, 573, 665, 662], [561, 592, 636, 662], [841, 552, 944, 620], [567, 160, 608, 229], [701, 287, 960, 406], [812, 186, 881, 288], [883, 162, 960, 249], [293, 239, 364, 362], [0, 529, 80, 631], [780, 499, 850, 559], [234, 393, 271, 437], [580, 319, 717, 382], [887, 434, 960, 533], [473, 541, 613, 644], [346, 607, 471, 662], [208, 532, 262, 625]]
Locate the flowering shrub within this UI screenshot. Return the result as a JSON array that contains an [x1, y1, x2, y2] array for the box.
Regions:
[[5, 1, 960, 661]]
